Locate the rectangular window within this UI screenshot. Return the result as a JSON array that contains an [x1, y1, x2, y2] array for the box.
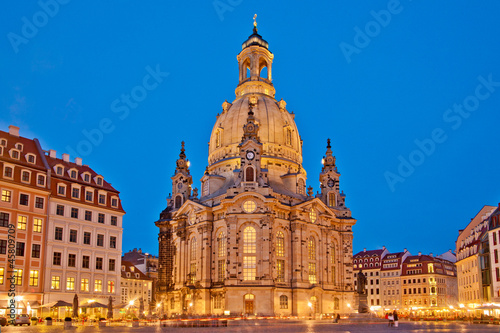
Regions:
[[68, 254, 76, 267], [16, 242, 25, 256], [0, 212, 9, 227], [218, 259, 225, 281], [57, 185, 66, 195], [17, 215, 27, 230], [71, 208, 78, 219], [72, 188, 80, 198], [96, 257, 103, 270], [83, 232, 91, 245], [111, 198, 118, 207], [82, 255, 90, 269], [0, 268, 4, 284], [98, 213, 105, 224], [85, 191, 93, 201], [308, 262, 317, 284], [53, 252, 62, 265], [67, 277, 75, 291], [243, 256, 256, 281], [108, 281, 114, 293], [19, 194, 29, 206], [56, 205, 64, 216], [21, 171, 30, 182], [95, 279, 102, 292], [14, 269, 23, 285], [494, 232, 498, 245], [110, 236, 116, 249], [85, 210, 92, 221], [277, 259, 285, 282], [55, 227, 63, 240], [189, 263, 196, 283], [81, 278, 89, 292], [33, 218, 42, 232], [69, 229, 77, 243], [0, 240, 7, 254], [497, 267, 500, 282], [35, 197, 44, 209], [109, 259, 115, 271], [496, 249, 499, 264], [111, 216, 117, 226], [97, 234, 104, 247], [31, 244, 40, 258], [37, 174, 45, 186], [99, 194, 106, 204], [51, 276, 60, 290], [1, 190, 12, 202], [29, 270, 39, 286], [4, 167, 13, 178]]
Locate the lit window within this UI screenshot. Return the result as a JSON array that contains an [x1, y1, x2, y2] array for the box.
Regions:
[[218, 232, 226, 257], [67, 277, 75, 291], [243, 200, 256, 213], [309, 209, 317, 223], [297, 179, 305, 195], [276, 231, 285, 257], [14, 269, 23, 285], [243, 227, 256, 253], [81, 278, 89, 292], [308, 262, 317, 284], [94, 279, 102, 292], [33, 218, 42, 232], [277, 259, 285, 282], [218, 259, 226, 281], [0, 268, 4, 284], [328, 192, 336, 207], [308, 237, 316, 260], [189, 263, 196, 284], [1, 190, 12, 202], [17, 215, 27, 230], [108, 281, 114, 293], [191, 237, 197, 259], [243, 256, 256, 281], [280, 295, 288, 309]]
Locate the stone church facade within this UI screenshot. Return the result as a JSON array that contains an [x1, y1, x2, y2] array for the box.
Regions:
[[155, 24, 356, 316]]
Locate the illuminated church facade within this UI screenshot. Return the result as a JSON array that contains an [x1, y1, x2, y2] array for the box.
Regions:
[[155, 23, 356, 316]]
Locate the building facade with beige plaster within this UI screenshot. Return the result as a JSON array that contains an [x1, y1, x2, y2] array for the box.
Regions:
[[156, 25, 356, 316]]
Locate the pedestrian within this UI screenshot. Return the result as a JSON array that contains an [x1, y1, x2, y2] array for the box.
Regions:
[[388, 313, 394, 327], [335, 313, 340, 324], [393, 310, 398, 328]]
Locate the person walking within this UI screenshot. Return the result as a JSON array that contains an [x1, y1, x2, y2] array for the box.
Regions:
[[388, 313, 394, 327], [393, 310, 399, 328]]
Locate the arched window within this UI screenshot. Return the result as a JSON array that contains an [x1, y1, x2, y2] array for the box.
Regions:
[[308, 237, 316, 260], [243, 227, 256, 281], [244, 293, 255, 300], [331, 244, 336, 284], [245, 166, 255, 182], [191, 237, 197, 259], [215, 130, 222, 148], [244, 293, 255, 314], [328, 192, 336, 207], [217, 232, 226, 257], [279, 295, 288, 309], [190, 237, 197, 284], [286, 128, 292, 146], [175, 195, 182, 208], [276, 231, 284, 257]]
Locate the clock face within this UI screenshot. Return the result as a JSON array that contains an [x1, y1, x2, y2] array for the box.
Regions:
[[328, 179, 334, 188], [247, 124, 255, 132], [246, 151, 255, 160], [177, 182, 183, 189], [177, 160, 185, 167], [327, 156, 334, 164]]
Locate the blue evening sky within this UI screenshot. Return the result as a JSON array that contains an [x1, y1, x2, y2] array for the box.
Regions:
[[2, 1, 499, 257]]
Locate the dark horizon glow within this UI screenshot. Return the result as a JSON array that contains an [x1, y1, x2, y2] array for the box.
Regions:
[[2, 1, 500, 258]]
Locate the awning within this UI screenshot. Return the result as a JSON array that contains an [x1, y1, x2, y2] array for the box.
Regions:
[[80, 301, 108, 309], [28, 301, 41, 308], [40, 300, 72, 308]]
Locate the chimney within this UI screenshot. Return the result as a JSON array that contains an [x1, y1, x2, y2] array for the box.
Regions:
[[133, 248, 137, 252], [75, 157, 82, 166], [429, 253, 433, 257], [382, 246, 386, 250], [363, 248, 366, 252], [404, 248, 407, 253], [49, 150, 57, 158], [139, 248, 142, 254], [8, 125, 20, 137], [418, 252, 421, 256], [62, 153, 70, 162]]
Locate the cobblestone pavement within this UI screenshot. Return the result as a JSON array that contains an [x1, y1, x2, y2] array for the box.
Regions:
[[1, 321, 500, 332]]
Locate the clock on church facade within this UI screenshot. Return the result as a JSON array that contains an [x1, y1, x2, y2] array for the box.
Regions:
[[155, 22, 356, 316]]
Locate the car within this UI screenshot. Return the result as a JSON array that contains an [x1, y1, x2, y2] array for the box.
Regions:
[[14, 314, 30, 326], [0, 317, 7, 326]]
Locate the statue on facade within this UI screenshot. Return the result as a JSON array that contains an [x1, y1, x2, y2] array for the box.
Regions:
[[357, 270, 367, 294]]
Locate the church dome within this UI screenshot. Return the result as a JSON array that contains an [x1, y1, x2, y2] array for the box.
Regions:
[[208, 94, 302, 167]]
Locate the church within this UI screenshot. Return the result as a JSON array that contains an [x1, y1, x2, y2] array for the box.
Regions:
[[155, 21, 356, 317]]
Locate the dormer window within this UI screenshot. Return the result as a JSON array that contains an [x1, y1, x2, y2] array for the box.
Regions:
[[126, 272, 130, 278], [83, 173, 91, 182], [111, 197, 118, 207], [96, 177, 103, 186], [130, 267, 134, 272], [122, 266, 125, 271], [135, 273, 139, 278], [70, 170, 77, 179], [26, 154, 36, 164], [56, 166, 63, 176], [0, 139, 6, 146], [0, 146, 3, 156], [15, 143, 23, 151], [10, 149, 20, 160]]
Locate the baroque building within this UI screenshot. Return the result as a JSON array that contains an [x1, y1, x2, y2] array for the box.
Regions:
[[155, 23, 356, 316]]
